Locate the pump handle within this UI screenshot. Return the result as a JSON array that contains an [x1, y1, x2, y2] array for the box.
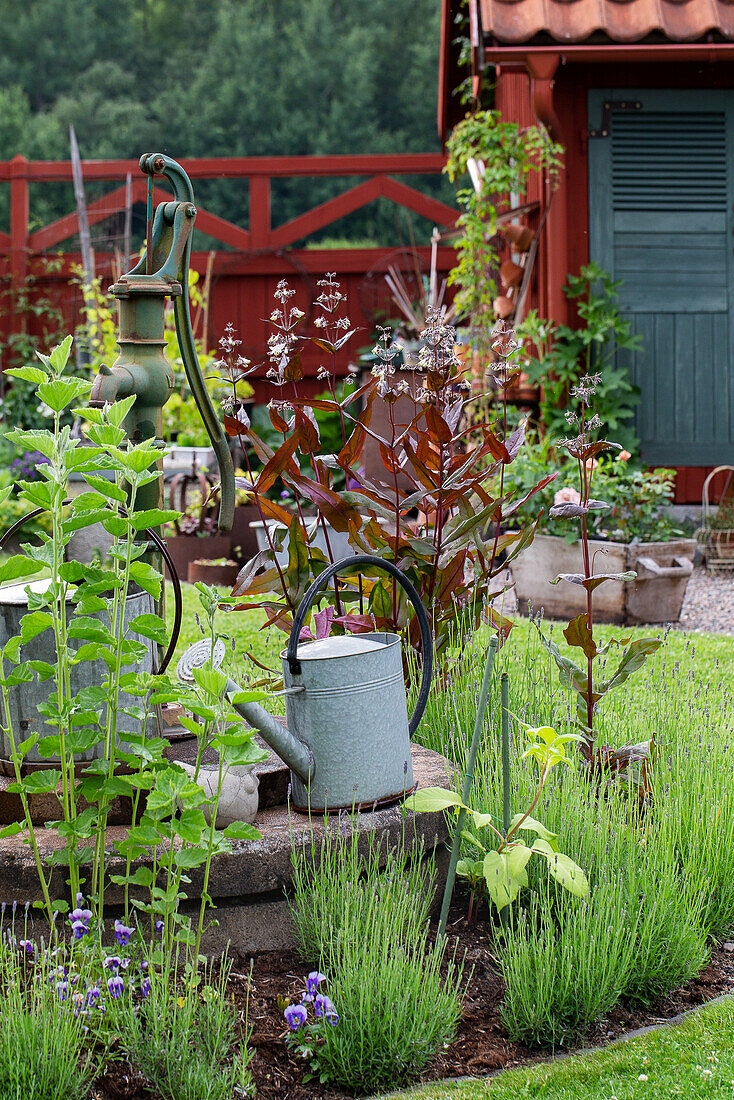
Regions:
[[134, 153, 235, 533], [286, 555, 434, 737]]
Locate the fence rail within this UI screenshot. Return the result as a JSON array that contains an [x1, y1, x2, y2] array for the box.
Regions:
[[0, 153, 458, 399]]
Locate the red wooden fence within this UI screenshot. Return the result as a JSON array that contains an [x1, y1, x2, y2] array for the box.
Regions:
[[0, 153, 458, 400]]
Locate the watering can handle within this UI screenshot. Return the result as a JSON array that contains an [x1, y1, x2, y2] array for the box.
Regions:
[[286, 555, 433, 737]]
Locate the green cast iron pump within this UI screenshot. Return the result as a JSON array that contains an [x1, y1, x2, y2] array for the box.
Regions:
[[89, 152, 235, 532]]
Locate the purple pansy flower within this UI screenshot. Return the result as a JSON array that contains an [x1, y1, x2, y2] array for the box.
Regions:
[[70, 905, 92, 939], [306, 971, 326, 995], [141, 976, 152, 998], [284, 1003, 308, 1031], [114, 919, 134, 946], [107, 974, 124, 999], [18, 939, 34, 956], [314, 993, 339, 1025]]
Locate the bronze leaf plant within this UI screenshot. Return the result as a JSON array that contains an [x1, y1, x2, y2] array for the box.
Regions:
[[216, 279, 555, 669], [537, 373, 663, 797]]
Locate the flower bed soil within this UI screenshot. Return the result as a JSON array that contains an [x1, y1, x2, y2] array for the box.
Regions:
[[92, 895, 734, 1100]]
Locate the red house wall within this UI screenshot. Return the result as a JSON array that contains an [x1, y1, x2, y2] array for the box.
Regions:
[[496, 58, 734, 503]]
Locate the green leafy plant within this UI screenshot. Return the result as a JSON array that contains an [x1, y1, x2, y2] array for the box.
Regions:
[[406, 722, 588, 917], [0, 336, 263, 962], [444, 109, 563, 355], [506, 435, 680, 544], [518, 263, 642, 454]]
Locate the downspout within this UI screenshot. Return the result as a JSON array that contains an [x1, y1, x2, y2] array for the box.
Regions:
[[525, 51, 568, 326]]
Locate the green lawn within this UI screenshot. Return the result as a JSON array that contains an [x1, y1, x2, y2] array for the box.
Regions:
[[387, 996, 734, 1099]]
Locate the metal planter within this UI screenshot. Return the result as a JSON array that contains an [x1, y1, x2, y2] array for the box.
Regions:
[[0, 583, 157, 772]]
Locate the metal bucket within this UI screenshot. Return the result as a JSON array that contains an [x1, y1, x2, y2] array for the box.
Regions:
[[0, 580, 158, 773]]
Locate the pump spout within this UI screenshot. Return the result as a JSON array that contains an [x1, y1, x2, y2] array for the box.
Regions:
[[224, 676, 314, 784]]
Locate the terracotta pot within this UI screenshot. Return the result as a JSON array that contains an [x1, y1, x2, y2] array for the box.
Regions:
[[510, 534, 697, 625], [187, 559, 239, 586], [164, 534, 231, 583]]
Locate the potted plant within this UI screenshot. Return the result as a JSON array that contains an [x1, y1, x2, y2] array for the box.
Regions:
[[187, 555, 240, 586], [505, 434, 696, 625]]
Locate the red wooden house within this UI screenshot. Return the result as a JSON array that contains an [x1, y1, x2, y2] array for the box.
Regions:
[[439, 0, 734, 501]]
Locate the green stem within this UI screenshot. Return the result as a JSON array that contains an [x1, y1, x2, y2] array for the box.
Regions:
[[1, 685, 55, 929]]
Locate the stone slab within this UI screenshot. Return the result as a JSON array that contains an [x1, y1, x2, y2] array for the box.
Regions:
[[0, 744, 454, 920]]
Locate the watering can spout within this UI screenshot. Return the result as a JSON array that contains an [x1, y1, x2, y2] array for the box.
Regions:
[[226, 693, 314, 784], [176, 641, 314, 784]]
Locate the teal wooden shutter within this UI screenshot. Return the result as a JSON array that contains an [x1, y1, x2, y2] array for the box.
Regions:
[[588, 89, 734, 465]]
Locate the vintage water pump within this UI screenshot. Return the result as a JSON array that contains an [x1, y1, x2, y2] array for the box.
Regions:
[[0, 155, 236, 772], [89, 152, 235, 534]]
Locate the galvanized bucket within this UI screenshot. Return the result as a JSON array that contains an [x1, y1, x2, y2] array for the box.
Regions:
[[0, 580, 158, 773]]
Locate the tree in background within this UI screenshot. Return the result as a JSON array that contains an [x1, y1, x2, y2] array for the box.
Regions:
[[0, 0, 450, 245]]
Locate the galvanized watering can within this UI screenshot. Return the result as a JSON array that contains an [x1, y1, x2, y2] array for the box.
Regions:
[[178, 555, 433, 811]]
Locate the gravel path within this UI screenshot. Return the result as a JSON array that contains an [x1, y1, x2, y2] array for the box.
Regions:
[[495, 566, 734, 636], [676, 566, 734, 636]]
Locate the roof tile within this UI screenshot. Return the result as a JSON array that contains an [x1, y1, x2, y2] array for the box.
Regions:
[[479, 0, 734, 43]]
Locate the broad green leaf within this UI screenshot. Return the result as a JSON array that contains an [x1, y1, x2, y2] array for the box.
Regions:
[[223, 822, 262, 840], [5, 366, 48, 384], [129, 613, 168, 645], [221, 742, 269, 768], [85, 423, 126, 448], [3, 636, 22, 664], [106, 394, 137, 426], [403, 787, 463, 814], [37, 377, 92, 413], [599, 637, 664, 693], [174, 847, 208, 869], [129, 561, 163, 599], [20, 769, 62, 795], [0, 556, 44, 586], [4, 429, 55, 459], [509, 814, 559, 850], [1, 664, 34, 687], [20, 611, 54, 644], [0, 820, 24, 838], [131, 509, 180, 531], [17, 732, 39, 756], [177, 807, 208, 844], [483, 848, 529, 912], [83, 474, 127, 502], [47, 334, 73, 373], [192, 665, 229, 698], [533, 840, 589, 898]]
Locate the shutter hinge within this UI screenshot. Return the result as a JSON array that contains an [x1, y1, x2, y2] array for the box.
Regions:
[[588, 99, 642, 139]]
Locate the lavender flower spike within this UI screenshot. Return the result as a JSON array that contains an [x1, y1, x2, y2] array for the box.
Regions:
[[284, 1003, 308, 1031]]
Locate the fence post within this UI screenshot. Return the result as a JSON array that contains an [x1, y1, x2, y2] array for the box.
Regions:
[[249, 176, 271, 249], [8, 154, 29, 338]]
